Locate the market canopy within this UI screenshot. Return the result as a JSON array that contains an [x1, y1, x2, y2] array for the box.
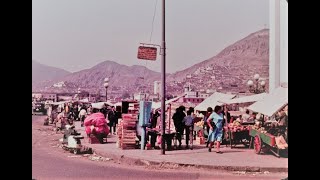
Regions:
[[219, 93, 267, 104], [247, 87, 288, 117], [194, 92, 236, 111], [152, 93, 187, 110], [113, 102, 122, 107], [78, 98, 90, 103], [91, 101, 114, 109], [48, 101, 70, 105]]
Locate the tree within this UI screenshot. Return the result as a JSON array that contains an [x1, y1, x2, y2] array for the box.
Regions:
[[122, 92, 131, 99]]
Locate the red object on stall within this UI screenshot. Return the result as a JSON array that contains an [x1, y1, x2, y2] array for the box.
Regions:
[[157, 135, 162, 145], [84, 112, 109, 144], [269, 134, 276, 147], [146, 143, 152, 150], [200, 137, 205, 145], [230, 117, 234, 124], [84, 112, 110, 135], [88, 134, 100, 144]]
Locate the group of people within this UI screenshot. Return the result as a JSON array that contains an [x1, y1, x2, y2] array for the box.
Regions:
[[47, 103, 92, 129], [47, 102, 120, 135], [172, 105, 231, 153], [234, 110, 260, 124], [172, 106, 195, 149]]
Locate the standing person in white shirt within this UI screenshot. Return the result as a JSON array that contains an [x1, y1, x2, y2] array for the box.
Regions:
[[242, 110, 250, 123], [79, 107, 87, 127], [87, 105, 92, 115]]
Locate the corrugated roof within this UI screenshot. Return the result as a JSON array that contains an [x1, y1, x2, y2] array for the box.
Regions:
[[247, 87, 288, 117], [195, 92, 236, 111], [219, 93, 267, 104], [152, 93, 187, 110]]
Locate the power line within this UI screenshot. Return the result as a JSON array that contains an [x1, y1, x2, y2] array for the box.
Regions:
[[149, 0, 158, 42], [141, 0, 158, 91]]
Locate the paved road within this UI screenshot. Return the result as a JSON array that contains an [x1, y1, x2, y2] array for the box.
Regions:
[[32, 115, 287, 180]]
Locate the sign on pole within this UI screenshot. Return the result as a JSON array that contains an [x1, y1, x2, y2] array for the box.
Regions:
[[137, 46, 157, 61]]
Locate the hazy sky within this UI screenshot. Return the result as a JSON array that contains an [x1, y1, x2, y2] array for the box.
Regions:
[[32, 0, 269, 73]]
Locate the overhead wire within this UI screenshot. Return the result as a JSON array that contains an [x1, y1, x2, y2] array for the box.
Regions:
[[141, 0, 158, 93]]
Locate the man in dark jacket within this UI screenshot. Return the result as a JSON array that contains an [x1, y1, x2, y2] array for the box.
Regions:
[[172, 106, 186, 148], [107, 106, 118, 135]]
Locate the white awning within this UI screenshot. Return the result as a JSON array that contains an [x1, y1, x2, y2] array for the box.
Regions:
[[219, 93, 267, 104], [78, 98, 89, 103], [194, 92, 236, 111], [247, 87, 288, 117], [49, 101, 70, 105], [152, 93, 186, 110], [91, 101, 114, 109], [113, 102, 122, 106]]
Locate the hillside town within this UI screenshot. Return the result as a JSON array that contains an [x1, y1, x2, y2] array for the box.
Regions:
[[32, 29, 270, 98]]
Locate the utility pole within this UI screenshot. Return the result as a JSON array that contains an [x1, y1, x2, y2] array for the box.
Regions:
[[160, 0, 166, 155]]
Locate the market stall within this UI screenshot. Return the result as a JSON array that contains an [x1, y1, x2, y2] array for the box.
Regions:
[[149, 103, 177, 150], [247, 87, 288, 157], [46, 101, 71, 124], [225, 121, 252, 148], [218, 93, 267, 148]]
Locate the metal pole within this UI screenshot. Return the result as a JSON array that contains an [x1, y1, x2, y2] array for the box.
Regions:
[[141, 126, 146, 150], [160, 0, 166, 155], [106, 88, 108, 101], [168, 104, 171, 134]]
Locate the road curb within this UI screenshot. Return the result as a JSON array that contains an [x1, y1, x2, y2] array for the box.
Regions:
[[83, 144, 288, 173]]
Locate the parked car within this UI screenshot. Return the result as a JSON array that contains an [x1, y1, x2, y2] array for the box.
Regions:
[[32, 102, 47, 115]]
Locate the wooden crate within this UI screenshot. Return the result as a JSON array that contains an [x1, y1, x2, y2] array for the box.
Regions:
[[118, 103, 139, 149], [121, 144, 136, 149]]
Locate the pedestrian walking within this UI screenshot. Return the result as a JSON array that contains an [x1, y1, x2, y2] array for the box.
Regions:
[[207, 105, 224, 153]]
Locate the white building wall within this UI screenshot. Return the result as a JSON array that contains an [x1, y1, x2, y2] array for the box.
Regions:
[[280, 0, 288, 85], [269, 0, 288, 92], [153, 81, 161, 95]]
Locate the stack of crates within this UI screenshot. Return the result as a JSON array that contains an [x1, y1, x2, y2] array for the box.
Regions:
[[117, 102, 139, 149]]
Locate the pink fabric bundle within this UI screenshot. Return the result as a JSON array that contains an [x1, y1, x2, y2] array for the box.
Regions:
[[84, 112, 109, 135]]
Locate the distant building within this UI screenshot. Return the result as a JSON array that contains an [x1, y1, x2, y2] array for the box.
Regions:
[[206, 89, 216, 94], [134, 92, 149, 101], [32, 92, 57, 102], [53, 81, 66, 88], [199, 92, 210, 98], [178, 97, 204, 104], [154, 81, 161, 95], [149, 94, 160, 101], [88, 94, 97, 102], [177, 84, 206, 104], [57, 95, 73, 101]]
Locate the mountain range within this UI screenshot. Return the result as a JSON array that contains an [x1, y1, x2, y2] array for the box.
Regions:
[[32, 29, 269, 95], [32, 60, 71, 84]]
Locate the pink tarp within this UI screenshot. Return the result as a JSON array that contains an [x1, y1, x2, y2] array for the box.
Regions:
[[84, 112, 109, 135]]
